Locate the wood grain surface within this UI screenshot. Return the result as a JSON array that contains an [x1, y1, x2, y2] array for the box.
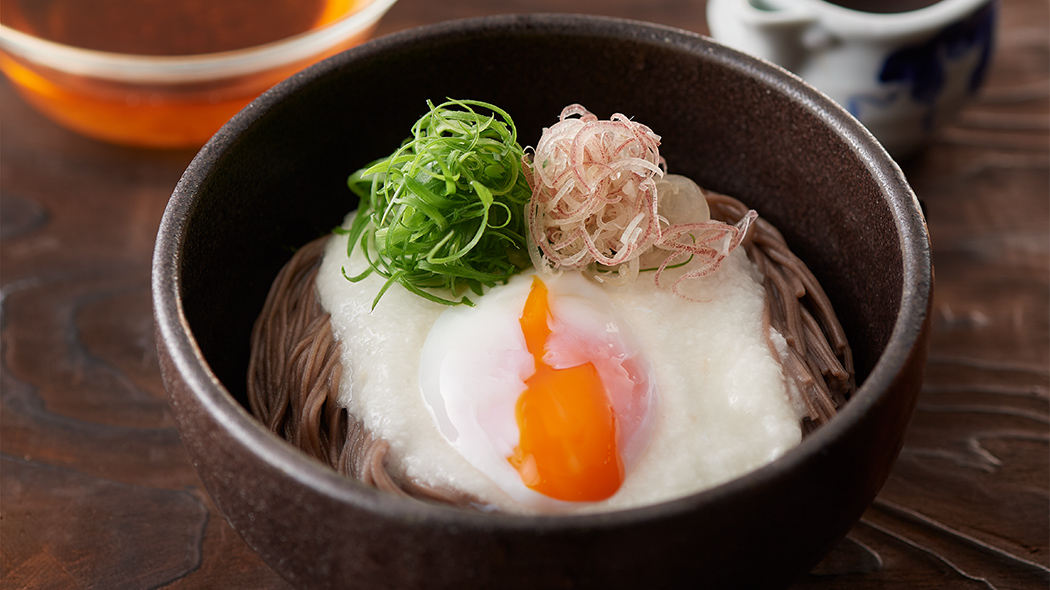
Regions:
[[1, 0, 1047, 588]]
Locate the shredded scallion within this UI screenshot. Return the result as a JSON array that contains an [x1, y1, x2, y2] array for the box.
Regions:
[[343, 99, 532, 307]]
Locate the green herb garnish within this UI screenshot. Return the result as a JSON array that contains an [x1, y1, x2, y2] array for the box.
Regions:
[[342, 99, 532, 308]]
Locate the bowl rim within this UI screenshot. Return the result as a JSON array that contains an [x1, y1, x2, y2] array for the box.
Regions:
[[153, 12, 932, 533], [0, 0, 399, 84]]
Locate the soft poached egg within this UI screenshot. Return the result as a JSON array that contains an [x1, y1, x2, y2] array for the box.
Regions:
[[419, 271, 656, 510]]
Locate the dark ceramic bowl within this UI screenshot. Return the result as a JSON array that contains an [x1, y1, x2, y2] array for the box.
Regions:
[[152, 14, 932, 590]]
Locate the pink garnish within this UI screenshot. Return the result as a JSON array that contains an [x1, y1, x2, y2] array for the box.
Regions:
[[525, 105, 663, 282], [525, 105, 755, 295], [652, 210, 758, 300]]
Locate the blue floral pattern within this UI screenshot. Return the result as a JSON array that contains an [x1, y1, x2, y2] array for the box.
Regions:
[[847, 1, 997, 130]]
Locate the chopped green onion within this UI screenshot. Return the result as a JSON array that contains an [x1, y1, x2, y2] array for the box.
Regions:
[[344, 99, 532, 307]]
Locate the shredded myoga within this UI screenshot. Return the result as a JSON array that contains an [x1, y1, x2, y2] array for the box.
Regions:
[[525, 106, 756, 297]]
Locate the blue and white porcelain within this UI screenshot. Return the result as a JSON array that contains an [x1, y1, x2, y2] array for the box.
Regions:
[[707, 0, 997, 158]]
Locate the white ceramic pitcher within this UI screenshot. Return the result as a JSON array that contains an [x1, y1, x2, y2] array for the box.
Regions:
[[707, 0, 997, 158]]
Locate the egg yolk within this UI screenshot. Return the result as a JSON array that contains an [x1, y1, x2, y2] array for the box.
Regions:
[[508, 278, 624, 502]]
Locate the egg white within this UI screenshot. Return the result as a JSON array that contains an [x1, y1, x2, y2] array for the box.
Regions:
[[315, 212, 803, 514]]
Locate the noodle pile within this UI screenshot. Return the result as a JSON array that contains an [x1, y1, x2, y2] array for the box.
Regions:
[[246, 191, 855, 504], [247, 238, 474, 504]]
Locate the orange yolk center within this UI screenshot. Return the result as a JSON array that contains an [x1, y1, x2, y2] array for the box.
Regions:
[[508, 278, 624, 502]]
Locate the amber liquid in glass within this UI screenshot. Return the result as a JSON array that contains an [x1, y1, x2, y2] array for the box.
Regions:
[[0, 0, 367, 147]]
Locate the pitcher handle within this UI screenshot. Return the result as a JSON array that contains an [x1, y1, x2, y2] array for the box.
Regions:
[[707, 0, 818, 73]]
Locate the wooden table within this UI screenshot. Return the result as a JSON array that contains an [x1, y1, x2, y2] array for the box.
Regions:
[[2, 0, 1046, 588]]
